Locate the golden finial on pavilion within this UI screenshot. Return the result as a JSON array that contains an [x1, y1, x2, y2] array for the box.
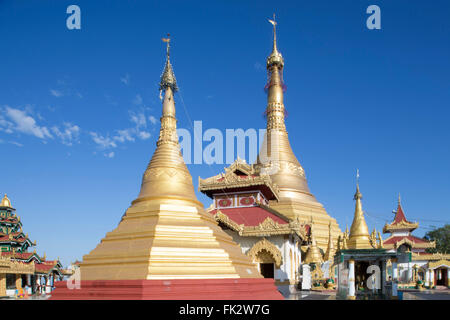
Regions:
[[398, 193, 401, 205]]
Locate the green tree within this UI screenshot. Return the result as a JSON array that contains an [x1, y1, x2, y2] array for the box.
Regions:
[[424, 224, 450, 253]]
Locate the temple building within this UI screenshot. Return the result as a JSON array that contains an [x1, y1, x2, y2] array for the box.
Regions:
[[50, 36, 282, 300], [0, 194, 68, 297], [382, 196, 450, 288], [199, 17, 341, 294], [199, 157, 309, 294]]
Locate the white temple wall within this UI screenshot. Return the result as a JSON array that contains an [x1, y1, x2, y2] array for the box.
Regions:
[[223, 230, 303, 283]]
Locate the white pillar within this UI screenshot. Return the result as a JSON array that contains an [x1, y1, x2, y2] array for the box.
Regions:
[[284, 241, 289, 280], [408, 262, 413, 283], [46, 276, 51, 293], [348, 259, 356, 300], [301, 264, 311, 290], [425, 269, 430, 287], [429, 269, 434, 288], [392, 259, 398, 299]]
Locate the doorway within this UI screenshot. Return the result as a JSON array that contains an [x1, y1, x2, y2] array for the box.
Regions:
[[435, 268, 448, 286], [260, 263, 275, 278]]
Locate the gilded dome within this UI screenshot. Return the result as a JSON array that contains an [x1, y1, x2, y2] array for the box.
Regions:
[[1, 194, 12, 208]]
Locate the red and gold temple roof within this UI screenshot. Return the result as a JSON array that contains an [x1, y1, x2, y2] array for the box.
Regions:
[[383, 235, 435, 250], [209, 204, 307, 239], [383, 202, 419, 233]]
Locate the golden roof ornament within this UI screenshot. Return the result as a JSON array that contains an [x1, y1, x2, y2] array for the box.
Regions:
[[347, 171, 373, 249]]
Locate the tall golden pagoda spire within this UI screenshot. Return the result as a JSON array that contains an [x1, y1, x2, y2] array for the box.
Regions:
[[347, 172, 372, 249], [255, 15, 341, 250], [79, 37, 261, 281]]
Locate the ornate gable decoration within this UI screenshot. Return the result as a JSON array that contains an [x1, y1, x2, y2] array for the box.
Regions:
[[213, 210, 307, 240], [383, 220, 419, 233], [428, 259, 450, 269], [247, 238, 282, 268], [199, 159, 280, 200]]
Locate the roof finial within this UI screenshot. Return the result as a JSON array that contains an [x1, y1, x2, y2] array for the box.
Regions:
[[266, 14, 284, 68], [398, 193, 401, 205], [159, 33, 178, 95], [162, 33, 171, 60], [354, 169, 362, 200], [268, 13, 277, 51]]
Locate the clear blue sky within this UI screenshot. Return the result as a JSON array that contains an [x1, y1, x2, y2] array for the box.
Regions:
[[0, 0, 449, 266]]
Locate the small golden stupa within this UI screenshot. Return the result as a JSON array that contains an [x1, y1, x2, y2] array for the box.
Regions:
[[347, 180, 373, 249], [79, 36, 262, 281], [304, 218, 324, 264], [324, 222, 336, 261]]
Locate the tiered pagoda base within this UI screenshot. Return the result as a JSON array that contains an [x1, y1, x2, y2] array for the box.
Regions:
[[50, 278, 283, 300]]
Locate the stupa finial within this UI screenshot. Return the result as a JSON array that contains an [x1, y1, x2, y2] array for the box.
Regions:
[[159, 33, 178, 95], [267, 14, 284, 68]]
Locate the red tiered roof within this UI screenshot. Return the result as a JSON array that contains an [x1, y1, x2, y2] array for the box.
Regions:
[[35, 261, 58, 273], [383, 235, 429, 245], [210, 206, 289, 227], [392, 204, 412, 225]]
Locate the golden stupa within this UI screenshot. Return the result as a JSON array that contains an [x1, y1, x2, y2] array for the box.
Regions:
[[79, 37, 261, 280], [255, 16, 341, 250], [303, 218, 324, 264], [347, 182, 372, 249]]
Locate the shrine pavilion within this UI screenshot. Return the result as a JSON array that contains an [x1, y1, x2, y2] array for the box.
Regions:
[[0, 194, 69, 298], [382, 196, 450, 289]]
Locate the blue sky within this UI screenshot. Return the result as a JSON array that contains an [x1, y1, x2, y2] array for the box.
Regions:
[[0, 0, 449, 266]]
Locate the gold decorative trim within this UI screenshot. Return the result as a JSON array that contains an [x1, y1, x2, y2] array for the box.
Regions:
[[383, 221, 419, 233], [411, 252, 450, 261], [428, 259, 450, 269], [247, 238, 282, 268], [0, 256, 34, 274]]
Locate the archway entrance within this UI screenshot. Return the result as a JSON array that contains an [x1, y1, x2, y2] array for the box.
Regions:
[[255, 250, 275, 279], [434, 268, 448, 286]]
